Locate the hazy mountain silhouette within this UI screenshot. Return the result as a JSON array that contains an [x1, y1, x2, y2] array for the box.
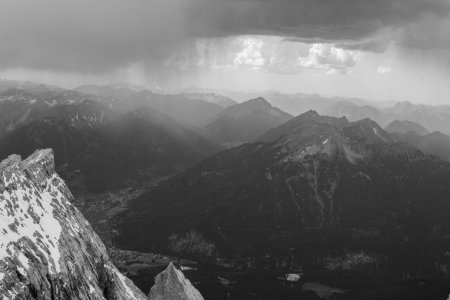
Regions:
[[201, 97, 293, 147], [324, 100, 450, 135], [0, 101, 221, 192], [385, 119, 430, 136]]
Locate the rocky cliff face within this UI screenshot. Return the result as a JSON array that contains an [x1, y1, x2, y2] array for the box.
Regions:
[[149, 263, 203, 300], [0, 149, 147, 299]]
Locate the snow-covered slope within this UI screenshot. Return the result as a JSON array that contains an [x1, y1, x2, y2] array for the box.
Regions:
[[149, 263, 204, 300], [0, 149, 146, 299]]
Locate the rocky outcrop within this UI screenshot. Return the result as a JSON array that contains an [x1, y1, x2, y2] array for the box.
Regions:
[[149, 263, 203, 300], [0, 149, 146, 299]]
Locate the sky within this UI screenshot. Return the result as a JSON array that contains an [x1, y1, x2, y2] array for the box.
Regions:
[[0, 0, 449, 104]]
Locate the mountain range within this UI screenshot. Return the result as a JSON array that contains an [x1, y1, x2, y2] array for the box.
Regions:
[[0, 99, 220, 192], [76, 85, 228, 127], [180, 87, 394, 112], [116, 110, 450, 299], [324, 101, 450, 135], [0, 88, 115, 137], [2, 80, 450, 298]]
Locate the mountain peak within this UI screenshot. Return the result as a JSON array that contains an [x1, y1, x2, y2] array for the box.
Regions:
[[390, 101, 427, 113], [248, 96, 270, 104], [396, 100, 414, 107], [237, 97, 272, 109], [342, 118, 392, 143], [202, 96, 292, 145], [385, 119, 430, 136], [352, 117, 379, 126], [257, 110, 347, 142], [21, 148, 55, 176], [291, 110, 347, 124], [149, 262, 204, 300], [298, 109, 320, 118], [0, 149, 55, 189]]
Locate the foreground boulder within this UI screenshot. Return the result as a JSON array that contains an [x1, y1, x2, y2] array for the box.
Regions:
[[0, 149, 147, 299], [149, 263, 204, 300]]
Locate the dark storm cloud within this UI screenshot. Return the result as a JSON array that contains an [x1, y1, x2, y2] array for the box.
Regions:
[[189, 0, 450, 50], [0, 0, 449, 73], [0, 0, 190, 72]]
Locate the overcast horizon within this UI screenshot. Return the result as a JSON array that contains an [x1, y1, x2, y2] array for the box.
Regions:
[[1, 0, 449, 105]]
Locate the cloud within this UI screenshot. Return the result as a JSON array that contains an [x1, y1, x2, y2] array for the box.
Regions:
[[0, 0, 448, 74], [377, 66, 393, 74], [163, 37, 359, 74], [0, 0, 190, 73], [296, 44, 358, 74], [233, 38, 265, 68], [399, 15, 450, 50], [187, 0, 450, 52]]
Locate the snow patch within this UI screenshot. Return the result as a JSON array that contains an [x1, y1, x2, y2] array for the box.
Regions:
[[0, 174, 63, 274], [181, 266, 196, 271], [286, 273, 302, 282], [0, 150, 148, 299], [149, 263, 204, 300]]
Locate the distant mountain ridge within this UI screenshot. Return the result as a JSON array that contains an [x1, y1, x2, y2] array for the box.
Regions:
[[181, 92, 237, 108], [257, 110, 349, 142], [324, 100, 450, 135], [0, 88, 115, 137], [201, 97, 293, 146], [179, 87, 392, 112], [391, 130, 450, 162], [385, 119, 430, 136], [0, 100, 221, 192], [76, 84, 225, 127]]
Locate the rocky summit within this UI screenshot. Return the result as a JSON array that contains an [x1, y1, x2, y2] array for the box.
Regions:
[[148, 263, 204, 300], [0, 149, 146, 299], [0, 149, 204, 299]]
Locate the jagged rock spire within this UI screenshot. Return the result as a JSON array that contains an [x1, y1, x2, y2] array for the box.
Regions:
[[0, 149, 147, 299], [149, 262, 204, 300]]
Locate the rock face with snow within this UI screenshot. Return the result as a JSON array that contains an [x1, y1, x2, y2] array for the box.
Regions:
[[0, 149, 146, 299], [148, 263, 204, 300]]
